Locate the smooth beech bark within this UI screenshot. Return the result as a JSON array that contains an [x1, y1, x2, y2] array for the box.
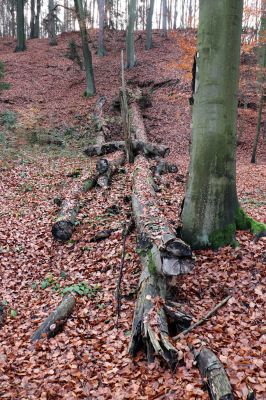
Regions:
[[126, 0, 137, 69], [15, 0, 26, 52], [145, 0, 155, 49], [181, 0, 243, 249], [97, 0, 106, 56], [74, 0, 96, 96]]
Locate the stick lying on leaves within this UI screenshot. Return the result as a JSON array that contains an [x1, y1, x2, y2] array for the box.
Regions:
[[31, 294, 76, 342], [115, 218, 134, 327], [173, 295, 231, 340]]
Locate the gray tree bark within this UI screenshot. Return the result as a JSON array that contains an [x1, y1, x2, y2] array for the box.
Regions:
[[97, 0, 106, 56], [15, 0, 26, 52], [181, 0, 243, 249], [48, 0, 57, 45], [145, 0, 155, 50], [126, 0, 137, 69], [74, 0, 96, 96]]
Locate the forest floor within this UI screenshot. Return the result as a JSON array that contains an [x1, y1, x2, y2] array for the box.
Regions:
[[0, 30, 265, 399]]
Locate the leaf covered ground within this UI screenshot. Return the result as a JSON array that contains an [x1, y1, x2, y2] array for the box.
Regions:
[[0, 30, 265, 399]]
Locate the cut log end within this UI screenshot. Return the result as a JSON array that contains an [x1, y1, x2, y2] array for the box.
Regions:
[[52, 220, 74, 241]]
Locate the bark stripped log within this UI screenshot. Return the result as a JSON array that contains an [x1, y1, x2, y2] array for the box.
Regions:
[[93, 96, 109, 145], [84, 140, 169, 158], [31, 294, 76, 342], [195, 347, 234, 400]]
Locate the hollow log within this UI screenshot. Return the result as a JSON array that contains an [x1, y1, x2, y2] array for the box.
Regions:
[[195, 347, 234, 400], [31, 294, 76, 342], [84, 140, 169, 159]]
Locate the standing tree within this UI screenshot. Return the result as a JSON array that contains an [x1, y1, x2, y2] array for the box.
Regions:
[[126, 0, 137, 69], [15, 0, 26, 52], [251, 0, 266, 163], [47, 0, 58, 45], [97, 0, 106, 56], [161, 0, 167, 36], [145, 0, 155, 50], [74, 0, 96, 96], [181, 0, 246, 249]]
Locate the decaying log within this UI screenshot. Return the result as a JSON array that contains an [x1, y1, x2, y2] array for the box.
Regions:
[[195, 347, 234, 400], [130, 102, 147, 141], [84, 140, 169, 159], [0, 303, 6, 329], [52, 185, 80, 241], [93, 96, 109, 145], [32, 294, 76, 342], [129, 156, 193, 368], [155, 160, 178, 176], [127, 77, 180, 90]]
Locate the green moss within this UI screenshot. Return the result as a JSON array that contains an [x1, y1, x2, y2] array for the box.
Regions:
[[235, 208, 266, 235], [209, 223, 236, 249], [147, 249, 157, 275], [82, 179, 95, 192]]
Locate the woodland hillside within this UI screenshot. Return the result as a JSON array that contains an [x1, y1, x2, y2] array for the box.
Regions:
[[0, 29, 265, 399]]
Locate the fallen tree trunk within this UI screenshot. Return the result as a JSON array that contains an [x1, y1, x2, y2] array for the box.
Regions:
[[195, 347, 234, 400], [84, 140, 169, 159], [32, 294, 76, 342], [93, 96, 109, 145]]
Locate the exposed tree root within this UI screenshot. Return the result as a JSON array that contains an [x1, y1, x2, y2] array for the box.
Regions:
[[32, 294, 76, 342]]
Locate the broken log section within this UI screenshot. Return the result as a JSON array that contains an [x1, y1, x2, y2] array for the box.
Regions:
[[129, 97, 193, 369], [84, 140, 169, 159], [93, 96, 109, 145], [32, 294, 76, 342], [194, 347, 234, 400]]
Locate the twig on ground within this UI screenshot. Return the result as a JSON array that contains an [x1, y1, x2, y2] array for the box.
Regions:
[[173, 295, 232, 340], [115, 218, 134, 327]]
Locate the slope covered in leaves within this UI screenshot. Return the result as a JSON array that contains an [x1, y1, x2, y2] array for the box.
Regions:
[[0, 30, 265, 399]]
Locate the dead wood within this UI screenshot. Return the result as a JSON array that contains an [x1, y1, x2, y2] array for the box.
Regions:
[[31, 294, 76, 342], [0, 303, 6, 329], [90, 229, 115, 242], [127, 78, 180, 90], [154, 160, 178, 176], [194, 347, 234, 400], [93, 96, 109, 145], [84, 140, 169, 159]]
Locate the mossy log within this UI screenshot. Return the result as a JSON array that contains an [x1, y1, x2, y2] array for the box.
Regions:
[[84, 140, 169, 159], [83, 150, 126, 191], [129, 155, 193, 368], [31, 294, 76, 342], [195, 347, 233, 400]]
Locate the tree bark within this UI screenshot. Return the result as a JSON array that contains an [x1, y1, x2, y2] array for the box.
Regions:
[[145, 0, 155, 50], [84, 140, 170, 158], [126, 0, 137, 69], [97, 0, 106, 56], [15, 0, 26, 52], [32, 294, 76, 342], [48, 0, 58, 45], [181, 0, 243, 249], [74, 0, 96, 96], [195, 347, 233, 400]]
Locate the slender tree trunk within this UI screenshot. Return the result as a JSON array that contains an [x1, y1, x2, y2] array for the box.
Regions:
[[30, 0, 35, 38], [145, 0, 155, 49], [161, 0, 167, 36], [173, 0, 178, 29], [74, 0, 96, 96], [15, 0, 26, 52], [48, 0, 57, 45], [126, 0, 137, 69], [181, 0, 243, 249], [180, 0, 185, 28], [97, 0, 106, 55], [34, 0, 41, 37]]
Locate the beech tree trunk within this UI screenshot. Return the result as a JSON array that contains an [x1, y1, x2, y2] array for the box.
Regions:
[[181, 0, 243, 249], [126, 0, 137, 69], [145, 0, 155, 50], [48, 0, 57, 45], [97, 0, 106, 56], [15, 0, 26, 52], [74, 0, 96, 96]]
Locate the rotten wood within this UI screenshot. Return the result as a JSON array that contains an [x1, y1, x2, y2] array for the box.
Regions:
[[93, 95, 109, 145], [31, 294, 76, 342], [84, 140, 169, 159], [194, 347, 234, 400]]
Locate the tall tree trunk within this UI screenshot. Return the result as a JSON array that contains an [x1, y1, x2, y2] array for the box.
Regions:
[[181, 0, 243, 249], [173, 0, 178, 29], [145, 0, 155, 49], [251, 0, 266, 163], [34, 0, 41, 37], [97, 0, 106, 56], [15, 0, 26, 52], [126, 0, 137, 69], [161, 0, 167, 36], [74, 0, 96, 96], [30, 0, 35, 38], [48, 0, 57, 45]]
